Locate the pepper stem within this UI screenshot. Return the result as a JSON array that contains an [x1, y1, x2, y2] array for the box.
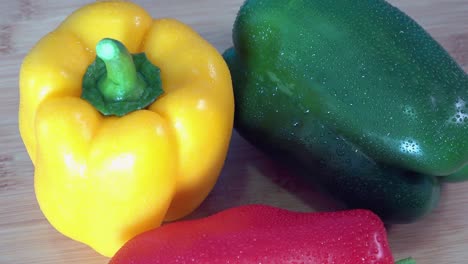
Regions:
[[81, 38, 163, 116], [395, 257, 416, 264], [96, 38, 146, 102]]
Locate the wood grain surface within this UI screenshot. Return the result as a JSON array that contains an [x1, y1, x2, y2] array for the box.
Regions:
[[1, 0, 467, 263]]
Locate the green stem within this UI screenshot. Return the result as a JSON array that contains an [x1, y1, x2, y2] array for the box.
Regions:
[[81, 38, 163, 116], [96, 38, 145, 102], [396, 257, 416, 264]]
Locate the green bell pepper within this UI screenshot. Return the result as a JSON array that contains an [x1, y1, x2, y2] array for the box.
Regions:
[[223, 0, 467, 222]]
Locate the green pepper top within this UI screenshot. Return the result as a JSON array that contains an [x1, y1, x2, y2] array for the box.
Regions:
[[396, 258, 416, 264]]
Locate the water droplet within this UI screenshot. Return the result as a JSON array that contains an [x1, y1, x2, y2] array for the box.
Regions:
[[400, 139, 422, 155]]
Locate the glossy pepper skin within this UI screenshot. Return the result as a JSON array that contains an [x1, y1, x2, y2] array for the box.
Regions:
[[221, 0, 468, 223], [227, 0, 467, 177], [109, 204, 414, 264], [225, 49, 439, 223], [18, 1, 234, 257], [227, 49, 440, 223]]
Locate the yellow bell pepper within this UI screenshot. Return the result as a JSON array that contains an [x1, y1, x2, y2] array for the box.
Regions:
[[18, 1, 234, 257]]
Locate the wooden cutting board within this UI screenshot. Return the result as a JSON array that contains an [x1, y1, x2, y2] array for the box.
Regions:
[[1, 0, 467, 263]]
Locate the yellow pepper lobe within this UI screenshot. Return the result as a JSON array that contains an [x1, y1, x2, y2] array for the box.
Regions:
[[143, 19, 234, 221], [34, 98, 177, 256]]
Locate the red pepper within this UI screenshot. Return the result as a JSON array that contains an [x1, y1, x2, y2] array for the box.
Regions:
[[109, 205, 414, 264]]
